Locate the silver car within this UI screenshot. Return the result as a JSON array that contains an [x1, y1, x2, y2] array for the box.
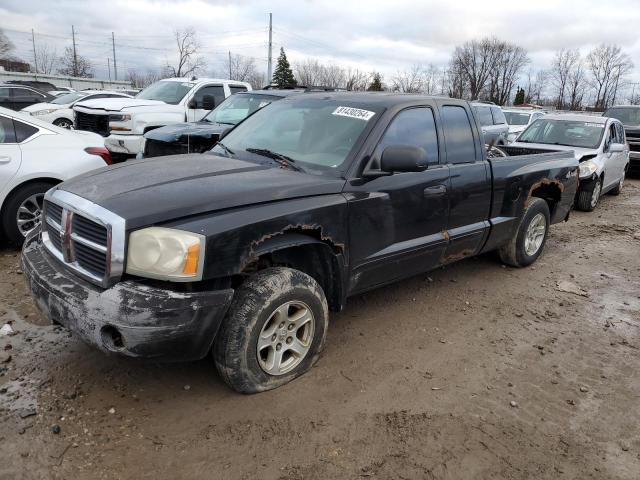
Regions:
[[511, 114, 628, 211], [471, 103, 509, 145], [503, 108, 546, 143]]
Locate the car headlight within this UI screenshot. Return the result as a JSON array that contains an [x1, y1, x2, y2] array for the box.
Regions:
[[578, 160, 598, 178], [109, 114, 131, 122], [32, 109, 57, 116], [126, 227, 205, 281]]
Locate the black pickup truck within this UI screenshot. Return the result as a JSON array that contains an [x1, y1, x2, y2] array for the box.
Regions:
[[22, 93, 578, 393]]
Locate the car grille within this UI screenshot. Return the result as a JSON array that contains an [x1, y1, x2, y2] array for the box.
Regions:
[[75, 111, 110, 137], [41, 190, 126, 288], [626, 130, 640, 152], [144, 138, 189, 158]]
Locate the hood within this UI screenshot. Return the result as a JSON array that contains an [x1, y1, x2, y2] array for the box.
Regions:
[[144, 121, 226, 142], [74, 97, 169, 113], [509, 141, 598, 160], [22, 102, 64, 113], [508, 125, 525, 134], [58, 154, 345, 229]]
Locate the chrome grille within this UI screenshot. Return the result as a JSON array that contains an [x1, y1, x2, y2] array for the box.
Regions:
[[41, 190, 126, 288]]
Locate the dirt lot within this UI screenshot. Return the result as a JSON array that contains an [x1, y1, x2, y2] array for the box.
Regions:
[[1, 181, 639, 480]]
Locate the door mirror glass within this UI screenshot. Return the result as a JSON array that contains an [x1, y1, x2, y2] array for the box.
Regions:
[[187, 99, 197, 109], [608, 143, 625, 153], [380, 145, 428, 173], [202, 95, 216, 111]]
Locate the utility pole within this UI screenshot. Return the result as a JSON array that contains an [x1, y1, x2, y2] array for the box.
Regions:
[[228, 50, 232, 79], [31, 29, 38, 74], [112, 32, 117, 80], [107, 58, 111, 81], [267, 13, 273, 84], [71, 25, 78, 76]]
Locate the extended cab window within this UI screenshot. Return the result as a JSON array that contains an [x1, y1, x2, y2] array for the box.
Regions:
[[442, 106, 477, 164], [0, 88, 10, 101], [192, 85, 225, 109], [14, 120, 38, 142], [229, 85, 248, 95], [376, 107, 439, 165], [474, 106, 493, 127], [491, 107, 507, 125], [0, 116, 17, 143]]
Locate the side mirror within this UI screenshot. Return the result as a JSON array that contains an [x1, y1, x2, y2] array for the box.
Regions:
[[608, 143, 625, 153], [380, 145, 428, 173], [202, 95, 216, 111], [187, 99, 197, 109]]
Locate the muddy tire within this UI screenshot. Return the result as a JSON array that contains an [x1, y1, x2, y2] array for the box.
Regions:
[[498, 197, 550, 268], [53, 118, 73, 129], [576, 177, 601, 211], [213, 267, 329, 394], [609, 171, 625, 196], [1, 182, 53, 247]]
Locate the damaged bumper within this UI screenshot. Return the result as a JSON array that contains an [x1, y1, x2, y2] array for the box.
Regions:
[[21, 236, 234, 362]]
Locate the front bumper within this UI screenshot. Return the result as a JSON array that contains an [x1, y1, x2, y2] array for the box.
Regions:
[[22, 235, 234, 362], [105, 133, 143, 155], [629, 152, 640, 174]]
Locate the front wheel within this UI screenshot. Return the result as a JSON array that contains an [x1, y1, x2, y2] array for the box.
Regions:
[[213, 267, 329, 394], [498, 197, 550, 267], [576, 177, 601, 211], [53, 118, 73, 129]]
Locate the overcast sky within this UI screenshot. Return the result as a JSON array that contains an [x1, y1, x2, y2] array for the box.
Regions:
[[2, 0, 640, 90]]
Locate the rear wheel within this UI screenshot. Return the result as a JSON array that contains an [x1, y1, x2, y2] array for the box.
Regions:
[[53, 118, 73, 129], [1, 182, 53, 246], [576, 177, 602, 211], [213, 267, 329, 394], [499, 197, 550, 267]]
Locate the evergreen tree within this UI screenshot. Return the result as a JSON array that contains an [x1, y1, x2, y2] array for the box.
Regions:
[[514, 87, 526, 105], [272, 47, 296, 88], [367, 72, 383, 91]]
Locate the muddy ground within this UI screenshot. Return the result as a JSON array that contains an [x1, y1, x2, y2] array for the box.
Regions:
[[1, 181, 639, 480]]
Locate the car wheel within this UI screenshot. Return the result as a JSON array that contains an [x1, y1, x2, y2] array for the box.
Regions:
[[213, 267, 329, 394], [609, 171, 625, 196], [576, 177, 602, 211], [1, 182, 53, 246], [498, 197, 550, 267], [53, 118, 73, 129]]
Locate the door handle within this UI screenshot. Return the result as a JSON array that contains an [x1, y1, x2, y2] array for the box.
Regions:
[[424, 184, 447, 197], [0, 156, 11, 164]]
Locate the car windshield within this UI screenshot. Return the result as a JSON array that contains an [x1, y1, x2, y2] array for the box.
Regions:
[[204, 93, 281, 125], [51, 92, 88, 105], [603, 107, 640, 126], [212, 98, 379, 175], [136, 81, 194, 105], [518, 119, 605, 149], [504, 111, 531, 126]]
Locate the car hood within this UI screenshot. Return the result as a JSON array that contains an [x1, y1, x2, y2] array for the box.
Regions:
[[58, 154, 345, 229], [22, 102, 65, 113], [509, 142, 598, 160], [508, 125, 526, 134], [144, 121, 227, 142], [74, 97, 170, 113]]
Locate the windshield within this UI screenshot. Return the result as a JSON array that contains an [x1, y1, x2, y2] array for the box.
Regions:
[[212, 98, 379, 175], [518, 119, 605, 149], [136, 81, 194, 105], [603, 107, 640, 126], [204, 93, 281, 125], [51, 92, 89, 105], [504, 111, 531, 126]]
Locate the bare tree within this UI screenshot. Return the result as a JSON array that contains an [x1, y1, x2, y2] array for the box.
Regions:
[[586, 44, 633, 110], [344, 68, 369, 91], [57, 46, 93, 78], [295, 58, 324, 87], [224, 53, 256, 82], [550, 49, 580, 109], [485, 41, 529, 105], [392, 64, 425, 93], [450, 38, 501, 99], [167, 27, 205, 77], [524, 69, 548, 104], [0, 29, 14, 59], [34, 43, 57, 74], [446, 61, 467, 99], [127, 69, 161, 89], [320, 64, 346, 88], [566, 62, 587, 110]]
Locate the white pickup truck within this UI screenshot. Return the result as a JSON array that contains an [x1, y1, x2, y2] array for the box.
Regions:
[[72, 77, 251, 160]]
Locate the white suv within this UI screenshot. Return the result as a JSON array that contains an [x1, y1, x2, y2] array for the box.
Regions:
[[73, 78, 251, 159]]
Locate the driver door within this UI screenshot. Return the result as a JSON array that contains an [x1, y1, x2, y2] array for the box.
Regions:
[[346, 105, 450, 294], [187, 85, 225, 122]]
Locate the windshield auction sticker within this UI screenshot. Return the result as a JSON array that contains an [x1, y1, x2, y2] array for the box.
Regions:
[[332, 106, 375, 121]]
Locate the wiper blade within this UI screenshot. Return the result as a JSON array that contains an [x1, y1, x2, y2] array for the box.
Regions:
[[245, 148, 302, 171], [217, 141, 235, 156]]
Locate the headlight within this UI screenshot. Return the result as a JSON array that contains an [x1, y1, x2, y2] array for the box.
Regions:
[[109, 114, 131, 122], [32, 109, 57, 116], [578, 160, 598, 178], [126, 227, 205, 281]]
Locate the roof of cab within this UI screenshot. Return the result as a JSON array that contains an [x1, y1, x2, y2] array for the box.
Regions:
[[275, 91, 464, 108]]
